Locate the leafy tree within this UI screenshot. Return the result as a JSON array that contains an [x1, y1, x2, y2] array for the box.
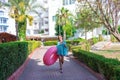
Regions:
[[4, 0, 44, 41], [75, 6, 100, 39], [77, 0, 120, 42], [55, 25, 63, 36]]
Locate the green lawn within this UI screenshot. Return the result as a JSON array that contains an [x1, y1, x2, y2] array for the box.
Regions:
[[91, 44, 120, 60]]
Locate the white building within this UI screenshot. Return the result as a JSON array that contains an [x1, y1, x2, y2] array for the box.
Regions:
[[0, 9, 8, 33], [0, 0, 16, 35], [26, 0, 49, 37], [0, 0, 48, 36], [0, 0, 103, 39], [48, 0, 76, 36], [47, 0, 102, 39]]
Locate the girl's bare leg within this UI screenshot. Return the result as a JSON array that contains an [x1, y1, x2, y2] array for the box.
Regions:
[[59, 56, 62, 69], [59, 56, 63, 73], [61, 56, 64, 64]]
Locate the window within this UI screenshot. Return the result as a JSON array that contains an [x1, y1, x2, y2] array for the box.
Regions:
[[0, 26, 7, 32], [0, 11, 4, 15], [45, 29, 48, 32], [71, 0, 76, 4], [63, 0, 76, 5], [63, 0, 68, 5], [0, 18, 2, 23], [69, 0, 72, 4], [63, 0, 65, 5], [34, 30, 39, 34], [0, 26, 2, 31], [27, 29, 30, 35], [52, 16, 56, 21], [3, 19, 7, 23], [0, 18, 7, 23], [3, 26, 7, 31], [65, 0, 68, 5], [45, 21, 48, 24]]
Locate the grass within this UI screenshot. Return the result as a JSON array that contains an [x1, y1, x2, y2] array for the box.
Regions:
[[91, 43, 120, 60]]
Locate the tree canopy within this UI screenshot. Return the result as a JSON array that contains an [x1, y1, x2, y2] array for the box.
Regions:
[[75, 5, 101, 39], [77, 0, 120, 41], [4, 0, 44, 41], [55, 7, 75, 39]]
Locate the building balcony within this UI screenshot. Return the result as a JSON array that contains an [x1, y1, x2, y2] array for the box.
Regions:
[[0, 23, 8, 26]]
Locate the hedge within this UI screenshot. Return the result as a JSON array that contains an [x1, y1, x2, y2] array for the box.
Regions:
[[88, 37, 99, 45], [0, 41, 41, 80], [72, 49, 120, 80], [43, 39, 85, 46], [43, 41, 57, 46]]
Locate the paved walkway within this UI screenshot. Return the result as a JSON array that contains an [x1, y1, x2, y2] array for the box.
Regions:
[[18, 46, 101, 80], [91, 41, 111, 50]]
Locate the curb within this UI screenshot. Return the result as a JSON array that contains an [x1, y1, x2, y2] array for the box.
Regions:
[[69, 55, 105, 80], [7, 47, 41, 80]]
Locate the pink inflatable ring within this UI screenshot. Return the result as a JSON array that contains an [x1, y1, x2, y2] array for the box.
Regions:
[[43, 46, 58, 66]]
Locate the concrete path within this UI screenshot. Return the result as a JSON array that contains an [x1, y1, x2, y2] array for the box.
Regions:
[[91, 41, 111, 50], [18, 46, 101, 80]]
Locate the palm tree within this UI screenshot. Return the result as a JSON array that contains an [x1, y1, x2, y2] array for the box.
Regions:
[[56, 7, 73, 40], [5, 0, 44, 41]]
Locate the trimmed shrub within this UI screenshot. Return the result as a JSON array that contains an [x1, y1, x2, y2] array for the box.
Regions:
[[44, 41, 57, 46], [0, 41, 41, 80], [43, 38, 86, 46], [43, 38, 86, 51], [88, 37, 99, 45], [72, 49, 120, 80]]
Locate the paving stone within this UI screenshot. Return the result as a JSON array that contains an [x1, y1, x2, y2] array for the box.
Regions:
[[18, 46, 100, 80]]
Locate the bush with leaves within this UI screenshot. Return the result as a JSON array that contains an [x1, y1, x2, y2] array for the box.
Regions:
[[72, 49, 120, 80], [0, 41, 41, 80]]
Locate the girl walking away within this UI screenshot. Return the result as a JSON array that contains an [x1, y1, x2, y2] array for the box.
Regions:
[[56, 35, 68, 73]]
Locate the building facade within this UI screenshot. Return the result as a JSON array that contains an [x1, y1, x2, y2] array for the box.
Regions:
[[0, 9, 8, 32], [0, 0, 103, 39], [48, 0, 102, 39], [48, 0, 76, 36], [0, 0, 16, 35], [26, 0, 49, 37]]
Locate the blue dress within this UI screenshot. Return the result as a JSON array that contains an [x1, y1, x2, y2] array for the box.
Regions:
[[56, 41, 68, 56]]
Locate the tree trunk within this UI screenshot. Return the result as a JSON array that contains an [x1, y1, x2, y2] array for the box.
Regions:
[[106, 26, 120, 42], [92, 29, 94, 38], [18, 18, 27, 41], [63, 31, 66, 40], [14, 9, 19, 40], [85, 32, 87, 40], [111, 32, 120, 42], [85, 28, 87, 40], [15, 21, 18, 40]]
